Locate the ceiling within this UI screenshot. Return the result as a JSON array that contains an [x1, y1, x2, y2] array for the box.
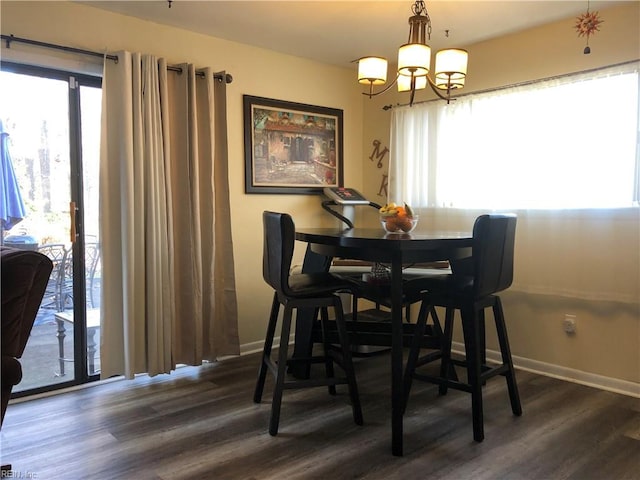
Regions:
[[79, 0, 623, 68]]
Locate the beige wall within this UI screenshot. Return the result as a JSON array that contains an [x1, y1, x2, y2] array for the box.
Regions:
[[2, 1, 638, 390]]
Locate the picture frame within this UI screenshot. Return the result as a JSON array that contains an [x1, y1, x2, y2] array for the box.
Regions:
[[243, 95, 344, 194]]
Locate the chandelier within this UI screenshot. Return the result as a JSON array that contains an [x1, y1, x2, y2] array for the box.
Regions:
[[357, 0, 468, 106]]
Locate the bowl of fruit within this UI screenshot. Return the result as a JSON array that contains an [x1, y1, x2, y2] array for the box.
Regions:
[[379, 202, 418, 234]]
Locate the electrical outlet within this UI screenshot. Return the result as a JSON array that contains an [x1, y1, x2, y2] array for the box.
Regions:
[[563, 314, 577, 334]]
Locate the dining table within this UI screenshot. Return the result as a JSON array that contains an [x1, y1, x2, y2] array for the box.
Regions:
[[294, 225, 473, 456]]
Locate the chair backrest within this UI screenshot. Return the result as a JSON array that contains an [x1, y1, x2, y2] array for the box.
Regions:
[[262, 211, 295, 297], [472, 214, 517, 298]]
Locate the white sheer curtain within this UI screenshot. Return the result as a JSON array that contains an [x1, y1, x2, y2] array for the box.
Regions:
[[390, 61, 640, 211], [388, 104, 437, 209], [99, 52, 239, 379]]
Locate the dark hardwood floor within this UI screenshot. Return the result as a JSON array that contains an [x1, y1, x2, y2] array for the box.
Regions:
[[1, 349, 638, 479]]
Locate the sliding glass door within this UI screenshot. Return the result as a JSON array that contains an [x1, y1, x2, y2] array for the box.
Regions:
[[0, 62, 102, 395]]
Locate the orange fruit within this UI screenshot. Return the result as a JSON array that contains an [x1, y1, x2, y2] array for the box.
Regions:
[[398, 216, 413, 232], [385, 217, 400, 232]]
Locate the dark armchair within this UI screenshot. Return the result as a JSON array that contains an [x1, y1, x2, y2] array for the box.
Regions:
[[1, 246, 53, 426]]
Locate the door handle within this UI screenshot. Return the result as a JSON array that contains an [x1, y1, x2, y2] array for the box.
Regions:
[[70, 201, 78, 243]]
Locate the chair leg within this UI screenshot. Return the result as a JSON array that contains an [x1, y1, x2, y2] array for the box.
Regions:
[[269, 305, 294, 436], [478, 308, 487, 367], [461, 306, 484, 442], [403, 298, 429, 413], [351, 294, 358, 322], [319, 306, 337, 395], [438, 306, 456, 395], [493, 297, 522, 416], [333, 296, 363, 426], [428, 305, 445, 339], [254, 294, 280, 404]]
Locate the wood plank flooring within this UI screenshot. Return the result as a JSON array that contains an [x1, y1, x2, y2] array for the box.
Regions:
[[1, 350, 638, 479]]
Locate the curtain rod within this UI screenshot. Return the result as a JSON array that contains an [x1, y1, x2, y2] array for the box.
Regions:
[[1, 34, 233, 84], [382, 58, 639, 110]]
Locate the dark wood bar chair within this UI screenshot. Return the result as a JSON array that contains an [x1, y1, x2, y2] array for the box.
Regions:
[[329, 259, 453, 356], [347, 273, 449, 356], [404, 214, 522, 442], [254, 211, 363, 436]]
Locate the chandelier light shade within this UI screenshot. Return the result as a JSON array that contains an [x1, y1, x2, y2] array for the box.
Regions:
[[397, 43, 431, 76], [357, 0, 468, 105], [435, 48, 468, 90], [397, 74, 427, 92], [358, 56, 388, 85]]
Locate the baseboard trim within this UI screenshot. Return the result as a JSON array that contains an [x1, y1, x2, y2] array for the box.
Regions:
[[239, 339, 266, 356], [451, 341, 640, 398]]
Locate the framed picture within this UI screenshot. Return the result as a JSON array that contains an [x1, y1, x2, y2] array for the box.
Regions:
[[243, 95, 344, 194]]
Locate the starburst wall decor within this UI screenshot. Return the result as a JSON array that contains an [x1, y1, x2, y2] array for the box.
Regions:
[[575, 1, 603, 54]]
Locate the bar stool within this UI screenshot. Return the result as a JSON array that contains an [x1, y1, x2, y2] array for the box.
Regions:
[[404, 214, 522, 442], [253, 211, 363, 435]]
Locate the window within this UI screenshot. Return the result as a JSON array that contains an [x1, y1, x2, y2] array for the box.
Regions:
[[390, 62, 640, 210]]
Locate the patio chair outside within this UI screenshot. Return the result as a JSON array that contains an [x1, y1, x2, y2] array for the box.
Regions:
[[37, 244, 68, 312]]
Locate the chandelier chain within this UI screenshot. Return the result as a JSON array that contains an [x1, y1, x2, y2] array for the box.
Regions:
[[412, 0, 426, 16]]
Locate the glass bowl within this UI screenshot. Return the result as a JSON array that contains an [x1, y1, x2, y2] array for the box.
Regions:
[[380, 215, 419, 234]]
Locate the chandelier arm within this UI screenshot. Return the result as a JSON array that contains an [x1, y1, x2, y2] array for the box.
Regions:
[[425, 74, 451, 103], [361, 74, 400, 98], [409, 80, 417, 106]]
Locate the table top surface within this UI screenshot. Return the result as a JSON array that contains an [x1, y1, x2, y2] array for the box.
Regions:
[[54, 308, 101, 328], [295, 227, 473, 250]]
